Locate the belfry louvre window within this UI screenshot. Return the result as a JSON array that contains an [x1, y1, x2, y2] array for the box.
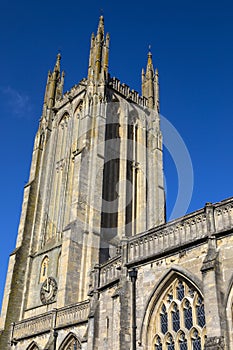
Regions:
[[153, 278, 206, 349]]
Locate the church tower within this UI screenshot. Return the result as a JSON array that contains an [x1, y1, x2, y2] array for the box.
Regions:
[[0, 16, 165, 348]]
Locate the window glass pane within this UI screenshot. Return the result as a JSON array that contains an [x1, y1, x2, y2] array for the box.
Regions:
[[155, 336, 162, 350], [160, 311, 168, 334], [161, 304, 166, 313], [192, 338, 201, 350], [155, 345, 162, 350], [179, 332, 187, 350], [196, 297, 206, 328], [177, 281, 184, 301], [167, 335, 174, 350], [180, 341, 188, 350], [167, 289, 173, 303], [184, 301, 193, 330], [172, 304, 180, 331]]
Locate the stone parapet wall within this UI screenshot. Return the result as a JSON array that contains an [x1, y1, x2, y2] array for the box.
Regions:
[[214, 197, 233, 233], [99, 255, 122, 289], [127, 197, 233, 265], [88, 198, 233, 294], [12, 300, 90, 341], [127, 209, 207, 264]]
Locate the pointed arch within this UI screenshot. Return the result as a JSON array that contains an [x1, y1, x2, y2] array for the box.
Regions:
[[26, 341, 39, 350], [139, 266, 205, 350], [58, 332, 81, 350], [57, 111, 71, 127], [72, 100, 83, 156], [73, 100, 84, 116], [39, 255, 49, 283]]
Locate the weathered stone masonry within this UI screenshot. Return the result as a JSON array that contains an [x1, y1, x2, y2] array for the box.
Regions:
[[1, 15, 233, 350]]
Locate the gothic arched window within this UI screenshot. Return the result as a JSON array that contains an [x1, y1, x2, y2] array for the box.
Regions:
[[191, 329, 202, 350], [26, 342, 39, 350], [166, 333, 175, 350], [59, 333, 81, 350], [39, 256, 49, 283], [178, 331, 187, 350], [152, 278, 206, 349], [154, 335, 162, 350]]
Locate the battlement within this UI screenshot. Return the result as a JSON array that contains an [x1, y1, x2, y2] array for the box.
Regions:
[[54, 79, 87, 109], [54, 76, 148, 111], [108, 76, 148, 107]]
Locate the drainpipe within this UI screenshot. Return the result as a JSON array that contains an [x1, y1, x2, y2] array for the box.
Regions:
[[129, 268, 138, 350], [53, 330, 58, 350]]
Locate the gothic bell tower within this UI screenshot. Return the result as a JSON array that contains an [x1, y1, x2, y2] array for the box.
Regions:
[[0, 16, 165, 348]]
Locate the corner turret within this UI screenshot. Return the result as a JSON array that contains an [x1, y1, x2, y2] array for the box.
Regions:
[[88, 16, 110, 83], [141, 50, 159, 111], [42, 53, 65, 123]]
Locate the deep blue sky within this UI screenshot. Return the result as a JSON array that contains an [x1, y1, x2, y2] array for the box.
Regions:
[[0, 0, 233, 309]]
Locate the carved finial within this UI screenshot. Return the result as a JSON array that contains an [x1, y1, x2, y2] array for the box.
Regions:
[[147, 48, 153, 66], [54, 52, 61, 73], [97, 14, 104, 35], [88, 15, 109, 83]]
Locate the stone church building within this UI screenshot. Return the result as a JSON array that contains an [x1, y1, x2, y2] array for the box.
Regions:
[[0, 16, 233, 350]]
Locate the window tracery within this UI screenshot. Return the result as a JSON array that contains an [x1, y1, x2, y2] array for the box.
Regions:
[[160, 304, 168, 334], [179, 331, 188, 350], [196, 296, 205, 328], [184, 300, 193, 330], [59, 334, 81, 350], [152, 278, 206, 349], [26, 342, 39, 350], [172, 303, 180, 332], [155, 335, 162, 350], [191, 329, 201, 350], [166, 333, 175, 350]]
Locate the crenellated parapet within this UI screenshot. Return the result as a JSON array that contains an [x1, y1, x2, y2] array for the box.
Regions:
[[54, 79, 87, 110], [108, 77, 148, 107]]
